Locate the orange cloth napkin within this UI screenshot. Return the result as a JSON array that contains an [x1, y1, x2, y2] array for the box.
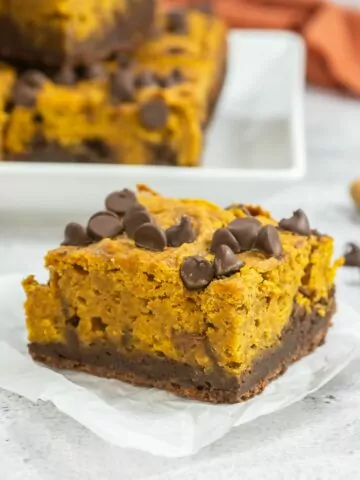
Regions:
[[165, 0, 360, 96]]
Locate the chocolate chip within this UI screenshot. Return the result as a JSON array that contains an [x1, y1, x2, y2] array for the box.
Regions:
[[134, 223, 167, 252], [228, 218, 262, 251], [214, 245, 244, 277], [180, 256, 214, 290], [54, 65, 77, 85], [226, 204, 252, 216], [139, 98, 169, 130], [210, 228, 240, 254], [105, 189, 137, 215], [254, 225, 282, 257], [124, 206, 152, 239], [166, 216, 196, 247], [135, 70, 157, 89], [62, 223, 92, 246], [150, 143, 177, 165], [344, 243, 360, 267], [21, 70, 48, 88], [85, 63, 106, 80], [167, 9, 188, 34], [110, 69, 135, 103], [83, 138, 113, 162], [87, 211, 123, 240], [279, 209, 311, 236]]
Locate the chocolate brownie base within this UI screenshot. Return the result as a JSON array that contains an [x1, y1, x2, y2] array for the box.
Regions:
[[28, 297, 335, 404], [0, 2, 156, 67]]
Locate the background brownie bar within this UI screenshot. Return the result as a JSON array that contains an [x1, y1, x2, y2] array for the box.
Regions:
[[0, 0, 158, 67], [2, 10, 227, 166], [23, 186, 341, 403]]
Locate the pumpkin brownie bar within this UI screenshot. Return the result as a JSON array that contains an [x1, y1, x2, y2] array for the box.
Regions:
[[0, 0, 158, 67], [23, 186, 341, 404], [2, 9, 227, 166]]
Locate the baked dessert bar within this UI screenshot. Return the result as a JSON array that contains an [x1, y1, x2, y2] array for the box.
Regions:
[[0, 0, 158, 67], [23, 186, 341, 404], [2, 9, 227, 166]]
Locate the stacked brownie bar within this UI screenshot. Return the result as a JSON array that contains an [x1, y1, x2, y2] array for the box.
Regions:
[[0, 2, 227, 166]]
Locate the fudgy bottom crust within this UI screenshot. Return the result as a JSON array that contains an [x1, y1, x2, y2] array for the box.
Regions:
[[29, 299, 335, 404]]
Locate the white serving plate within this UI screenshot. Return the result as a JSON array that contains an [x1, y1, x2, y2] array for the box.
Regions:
[[0, 30, 306, 214]]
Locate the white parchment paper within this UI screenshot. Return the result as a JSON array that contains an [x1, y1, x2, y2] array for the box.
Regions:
[[0, 274, 359, 457]]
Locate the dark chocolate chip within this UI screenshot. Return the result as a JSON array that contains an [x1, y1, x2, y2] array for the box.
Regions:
[[159, 68, 184, 88], [167, 9, 188, 34], [21, 70, 48, 88], [85, 63, 106, 80], [83, 138, 113, 161], [105, 189, 137, 215], [254, 225, 282, 257], [110, 69, 135, 103], [228, 218, 262, 251], [87, 211, 123, 240], [139, 98, 169, 130], [62, 223, 92, 246], [210, 228, 240, 254], [279, 209, 311, 236], [134, 223, 167, 252], [343, 243, 360, 267], [166, 216, 196, 247], [214, 245, 244, 277], [180, 256, 214, 290], [135, 70, 157, 89], [124, 206, 152, 239], [54, 65, 77, 85]]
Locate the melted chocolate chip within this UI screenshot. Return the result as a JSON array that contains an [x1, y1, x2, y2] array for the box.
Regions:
[[166, 216, 196, 247], [135, 70, 157, 89], [62, 222, 92, 246], [228, 218, 262, 251], [105, 189, 137, 215], [254, 225, 282, 257], [167, 9, 188, 34], [210, 228, 240, 254], [180, 256, 214, 290], [139, 98, 170, 130], [110, 69, 135, 103], [134, 223, 167, 252], [124, 206, 152, 239], [279, 209, 311, 236], [87, 211, 123, 240], [343, 243, 360, 267], [214, 245, 244, 277], [54, 65, 77, 85]]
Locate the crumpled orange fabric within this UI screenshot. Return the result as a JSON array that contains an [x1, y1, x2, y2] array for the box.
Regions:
[[165, 0, 360, 96]]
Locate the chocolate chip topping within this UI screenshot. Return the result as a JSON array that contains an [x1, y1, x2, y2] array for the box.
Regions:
[[105, 189, 137, 215], [158, 68, 183, 88], [139, 98, 170, 130], [110, 69, 135, 103], [344, 243, 360, 267], [166, 216, 196, 247], [136, 70, 157, 89], [124, 206, 152, 239], [214, 245, 244, 277], [12, 70, 48, 108], [210, 228, 240, 254], [54, 65, 76, 86], [254, 225, 282, 257], [180, 256, 214, 290], [134, 224, 167, 252], [228, 218, 262, 251], [87, 211, 123, 240], [279, 209, 311, 236], [62, 223, 92, 246], [167, 9, 188, 34]]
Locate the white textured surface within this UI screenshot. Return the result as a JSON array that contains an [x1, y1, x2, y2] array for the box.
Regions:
[[2, 84, 360, 477]]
